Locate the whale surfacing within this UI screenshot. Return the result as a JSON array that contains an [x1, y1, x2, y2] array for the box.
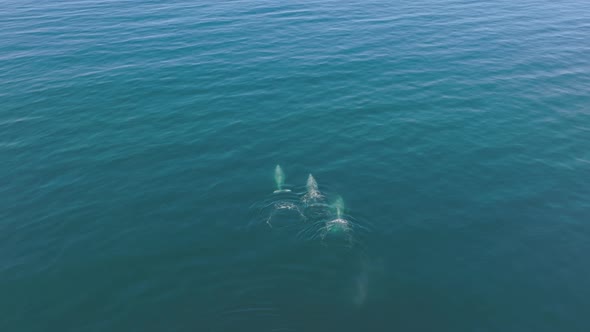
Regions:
[[333, 196, 345, 218], [303, 174, 323, 203], [325, 197, 351, 234], [273, 165, 291, 193]]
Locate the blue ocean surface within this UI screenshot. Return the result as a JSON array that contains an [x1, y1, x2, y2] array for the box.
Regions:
[[1, 0, 590, 331]]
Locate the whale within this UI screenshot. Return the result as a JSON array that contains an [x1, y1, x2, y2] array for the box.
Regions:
[[303, 174, 323, 203], [325, 196, 351, 233], [273, 165, 291, 193]]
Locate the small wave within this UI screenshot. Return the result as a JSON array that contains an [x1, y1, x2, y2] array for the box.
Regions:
[[0, 116, 43, 126], [0, 141, 26, 149]]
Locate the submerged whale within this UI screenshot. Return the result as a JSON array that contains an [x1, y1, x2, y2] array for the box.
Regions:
[[325, 196, 351, 234], [273, 165, 291, 193], [266, 165, 303, 227]]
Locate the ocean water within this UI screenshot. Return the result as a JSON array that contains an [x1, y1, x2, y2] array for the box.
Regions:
[[2, 0, 590, 331]]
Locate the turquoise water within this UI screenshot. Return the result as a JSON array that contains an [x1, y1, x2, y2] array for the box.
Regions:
[[2, 0, 590, 331]]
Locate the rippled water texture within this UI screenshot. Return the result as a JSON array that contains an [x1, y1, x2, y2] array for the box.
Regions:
[[1, 0, 590, 331]]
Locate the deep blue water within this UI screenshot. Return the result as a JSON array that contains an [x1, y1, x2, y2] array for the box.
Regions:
[[2, 0, 590, 331]]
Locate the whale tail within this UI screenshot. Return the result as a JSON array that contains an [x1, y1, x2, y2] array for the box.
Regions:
[[273, 165, 291, 193]]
